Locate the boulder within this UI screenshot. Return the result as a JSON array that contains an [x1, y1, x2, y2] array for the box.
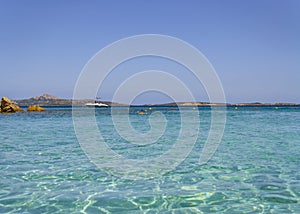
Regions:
[[1, 97, 24, 113], [27, 105, 46, 112]]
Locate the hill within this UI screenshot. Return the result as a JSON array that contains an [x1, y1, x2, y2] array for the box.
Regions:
[[14, 94, 126, 106]]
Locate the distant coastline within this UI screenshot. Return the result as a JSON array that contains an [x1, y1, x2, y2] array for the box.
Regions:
[[12, 94, 300, 107]]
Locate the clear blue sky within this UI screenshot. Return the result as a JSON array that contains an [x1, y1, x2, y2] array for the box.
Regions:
[[0, 0, 299, 103]]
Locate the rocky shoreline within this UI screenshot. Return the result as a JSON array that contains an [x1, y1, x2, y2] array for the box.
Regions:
[[0, 97, 46, 113], [0, 97, 24, 113]]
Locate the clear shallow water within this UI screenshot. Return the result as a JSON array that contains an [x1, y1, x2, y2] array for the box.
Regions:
[[0, 107, 299, 213]]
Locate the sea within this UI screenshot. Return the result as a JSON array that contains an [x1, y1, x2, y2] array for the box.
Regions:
[[0, 106, 299, 213]]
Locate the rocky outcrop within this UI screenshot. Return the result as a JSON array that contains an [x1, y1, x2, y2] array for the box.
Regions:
[[33, 94, 60, 100], [1, 97, 24, 113], [27, 105, 46, 112]]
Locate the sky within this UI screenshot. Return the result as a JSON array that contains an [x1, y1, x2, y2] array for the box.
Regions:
[[0, 0, 299, 104]]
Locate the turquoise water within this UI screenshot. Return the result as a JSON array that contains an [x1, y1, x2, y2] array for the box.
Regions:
[[0, 107, 299, 213]]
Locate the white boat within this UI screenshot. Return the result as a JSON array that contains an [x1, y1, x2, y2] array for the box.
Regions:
[[85, 102, 109, 108]]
